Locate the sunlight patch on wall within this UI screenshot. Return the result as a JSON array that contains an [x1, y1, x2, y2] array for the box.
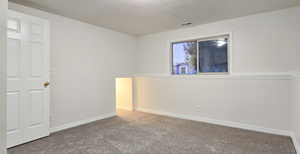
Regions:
[[116, 78, 133, 111]]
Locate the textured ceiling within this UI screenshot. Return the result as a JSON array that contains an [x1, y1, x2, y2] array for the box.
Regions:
[[9, 0, 300, 35]]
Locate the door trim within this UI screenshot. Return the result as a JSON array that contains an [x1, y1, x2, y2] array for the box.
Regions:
[[1, 0, 8, 153]]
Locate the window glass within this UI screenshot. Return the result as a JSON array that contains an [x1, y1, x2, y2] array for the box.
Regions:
[[198, 38, 228, 73], [172, 41, 197, 75]]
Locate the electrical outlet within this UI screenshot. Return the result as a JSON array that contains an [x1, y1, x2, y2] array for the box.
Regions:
[[195, 106, 202, 112]]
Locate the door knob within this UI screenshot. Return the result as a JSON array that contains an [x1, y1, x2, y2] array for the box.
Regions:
[[44, 82, 50, 88]]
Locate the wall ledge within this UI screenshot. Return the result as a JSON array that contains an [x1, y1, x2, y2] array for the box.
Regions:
[[133, 72, 295, 80], [293, 74, 300, 82]]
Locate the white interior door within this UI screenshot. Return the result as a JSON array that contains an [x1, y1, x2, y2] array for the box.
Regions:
[[6, 10, 50, 148]]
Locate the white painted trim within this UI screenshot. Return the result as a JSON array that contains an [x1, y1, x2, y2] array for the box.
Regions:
[[291, 132, 300, 154], [117, 106, 133, 111], [0, 0, 7, 152], [133, 73, 293, 80], [293, 74, 300, 82], [50, 112, 116, 133], [136, 108, 291, 136]]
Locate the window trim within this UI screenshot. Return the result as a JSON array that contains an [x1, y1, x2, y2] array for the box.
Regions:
[[169, 33, 232, 75]]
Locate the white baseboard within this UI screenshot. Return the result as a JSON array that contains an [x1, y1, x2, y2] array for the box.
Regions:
[[291, 132, 300, 154], [50, 112, 116, 133], [117, 106, 133, 111], [136, 108, 291, 136]]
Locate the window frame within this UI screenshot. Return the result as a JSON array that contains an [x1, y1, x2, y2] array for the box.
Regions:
[[170, 33, 231, 75]]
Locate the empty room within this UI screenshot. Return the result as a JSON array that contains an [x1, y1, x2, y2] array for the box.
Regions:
[[0, 0, 300, 153]]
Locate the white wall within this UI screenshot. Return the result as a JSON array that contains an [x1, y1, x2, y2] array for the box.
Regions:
[[135, 76, 292, 133], [8, 2, 137, 129], [0, 0, 7, 153], [134, 6, 300, 134]]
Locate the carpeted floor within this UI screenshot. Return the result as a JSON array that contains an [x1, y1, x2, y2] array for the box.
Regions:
[[8, 110, 296, 154]]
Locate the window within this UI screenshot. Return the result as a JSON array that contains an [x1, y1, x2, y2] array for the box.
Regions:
[[171, 35, 229, 75], [172, 41, 197, 75]]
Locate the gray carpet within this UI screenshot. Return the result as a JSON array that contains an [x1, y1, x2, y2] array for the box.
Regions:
[[8, 110, 296, 154]]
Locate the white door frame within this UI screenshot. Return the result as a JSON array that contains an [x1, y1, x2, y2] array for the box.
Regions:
[[0, 0, 8, 153]]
